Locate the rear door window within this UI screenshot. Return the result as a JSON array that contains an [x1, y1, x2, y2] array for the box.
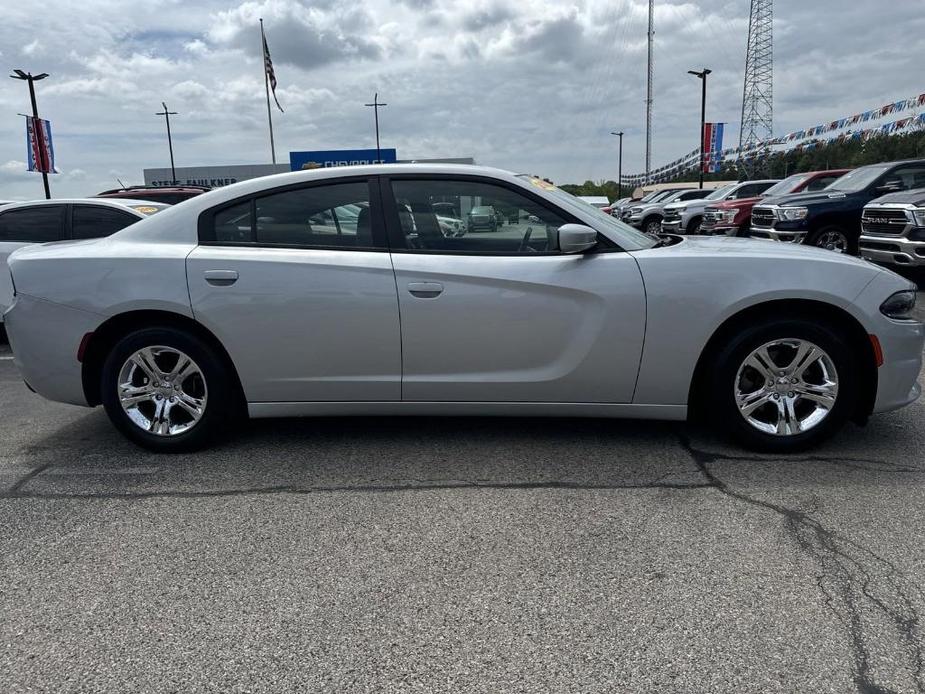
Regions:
[[0, 206, 66, 242], [71, 205, 140, 239]]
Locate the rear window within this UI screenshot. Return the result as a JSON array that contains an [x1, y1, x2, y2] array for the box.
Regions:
[[0, 206, 66, 242]]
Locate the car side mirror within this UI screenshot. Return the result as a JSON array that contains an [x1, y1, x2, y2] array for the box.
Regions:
[[557, 224, 598, 254]]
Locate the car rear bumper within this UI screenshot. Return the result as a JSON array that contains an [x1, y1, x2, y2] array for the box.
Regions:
[[859, 235, 925, 267], [3, 294, 97, 407]]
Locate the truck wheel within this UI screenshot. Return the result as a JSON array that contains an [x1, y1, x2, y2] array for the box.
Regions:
[[687, 217, 703, 235], [643, 217, 662, 235], [807, 226, 856, 255]]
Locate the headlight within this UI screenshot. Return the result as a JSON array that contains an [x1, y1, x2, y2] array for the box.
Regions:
[[912, 208, 925, 227], [777, 207, 809, 221], [629, 207, 643, 214], [880, 290, 919, 320], [722, 208, 740, 223]]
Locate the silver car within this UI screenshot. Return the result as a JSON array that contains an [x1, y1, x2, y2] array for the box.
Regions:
[[0, 198, 168, 320], [4, 164, 923, 453]]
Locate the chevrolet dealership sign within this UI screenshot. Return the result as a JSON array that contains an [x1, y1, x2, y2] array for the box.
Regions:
[[289, 148, 397, 170]]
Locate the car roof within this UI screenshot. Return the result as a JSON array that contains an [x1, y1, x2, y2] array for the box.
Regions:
[[0, 198, 168, 215], [97, 185, 211, 194]]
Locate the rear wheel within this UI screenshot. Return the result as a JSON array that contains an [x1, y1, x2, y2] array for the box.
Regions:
[[100, 327, 237, 452], [807, 226, 856, 255], [708, 318, 857, 452]]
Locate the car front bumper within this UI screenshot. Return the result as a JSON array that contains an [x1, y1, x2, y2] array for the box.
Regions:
[[660, 219, 682, 233], [860, 234, 925, 267], [749, 224, 808, 243], [3, 293, 98, 407]]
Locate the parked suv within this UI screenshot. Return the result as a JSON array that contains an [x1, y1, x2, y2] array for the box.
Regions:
[[859, 189, 925, 268], [625, 189, 710, 235], [701, 170, 848, 237], [749, 160, 925, 254], [97, 184, 210, 205], [661, 180, 778, 235], [0, 198, 168, 319]]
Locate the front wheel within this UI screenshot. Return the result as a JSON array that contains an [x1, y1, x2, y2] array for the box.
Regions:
[[687, 217, 703, 235], [100, 327, 238, 452], [708, 318, 858, 452], [643, 217, 663, 236], [807, 226, 856, 255]]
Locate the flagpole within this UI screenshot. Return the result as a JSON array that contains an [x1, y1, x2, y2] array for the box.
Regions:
[[260, 18, 276, 165]]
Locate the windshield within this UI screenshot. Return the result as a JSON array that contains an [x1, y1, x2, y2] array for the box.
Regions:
[[762, 174, 811, 197], [827, 165, 889, 192], [520, 176, 656, 250], [705, 184, 736, 201]]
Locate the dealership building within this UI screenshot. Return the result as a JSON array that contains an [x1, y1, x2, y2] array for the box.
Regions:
[[142, 149, 475, 188]]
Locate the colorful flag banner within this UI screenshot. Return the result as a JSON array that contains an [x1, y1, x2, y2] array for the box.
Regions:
[[25, 116, 56, 174]]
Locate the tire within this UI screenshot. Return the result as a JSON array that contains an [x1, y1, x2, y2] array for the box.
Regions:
[[687, 217, 703, 235], [707, 317, 858, 452], [100, 327, 239, 452], [806, 225, 857, 255], [643, 216, 663, 236]]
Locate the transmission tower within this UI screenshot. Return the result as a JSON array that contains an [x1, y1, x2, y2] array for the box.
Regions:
[[738, 0, 773, 176], [645, 0, 654, 183]]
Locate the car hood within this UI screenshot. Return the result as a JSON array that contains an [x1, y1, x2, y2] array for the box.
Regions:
[[758, 190, 853, 207], [639, 234, 880, 269], [868, 189, 925, 207], [708, 196, 762, 210]]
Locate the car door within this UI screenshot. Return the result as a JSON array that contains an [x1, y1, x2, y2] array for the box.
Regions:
[[0, 204, 66, 315], [382, 175, 647, 403], [186, 177, 402, 403]]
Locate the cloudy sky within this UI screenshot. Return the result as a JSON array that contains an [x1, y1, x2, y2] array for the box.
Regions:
[[0, 0, 923, 199]]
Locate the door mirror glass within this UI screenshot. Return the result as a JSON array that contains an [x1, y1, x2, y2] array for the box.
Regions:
[[557, 224, 598, 254]]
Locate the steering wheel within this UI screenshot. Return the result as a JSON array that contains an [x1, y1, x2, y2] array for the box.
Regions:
[[518, 226, 535, 252]]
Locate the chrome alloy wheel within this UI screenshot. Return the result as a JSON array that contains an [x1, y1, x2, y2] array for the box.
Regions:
[[117, 346, 208, 436], [814, 230, 848, 253], [734, 339, 838, 437]]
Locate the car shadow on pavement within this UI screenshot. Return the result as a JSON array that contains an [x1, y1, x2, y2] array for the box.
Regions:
[[3, 406, 923, 500]]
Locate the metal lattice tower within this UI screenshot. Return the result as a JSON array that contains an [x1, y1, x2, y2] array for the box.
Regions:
[[645, 0, 654, 183], [738, 0, 773, 171]]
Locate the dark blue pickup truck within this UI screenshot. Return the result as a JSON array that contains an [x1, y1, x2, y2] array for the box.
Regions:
[[748, 159, 925, 254]]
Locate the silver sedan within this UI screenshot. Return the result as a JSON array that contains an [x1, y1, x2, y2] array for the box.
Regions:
[[4, 164, 923, 452]]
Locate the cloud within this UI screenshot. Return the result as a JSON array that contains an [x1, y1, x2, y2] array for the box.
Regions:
[[0, 0, 921, 201]]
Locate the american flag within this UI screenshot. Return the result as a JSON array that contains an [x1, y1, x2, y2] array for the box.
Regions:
[[262, 27, 284, 112]]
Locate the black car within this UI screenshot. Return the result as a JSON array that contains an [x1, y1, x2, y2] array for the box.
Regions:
[[749, 160, 925, 254]]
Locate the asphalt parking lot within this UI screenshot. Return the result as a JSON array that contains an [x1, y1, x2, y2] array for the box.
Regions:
[[2, 338, 925, 693]]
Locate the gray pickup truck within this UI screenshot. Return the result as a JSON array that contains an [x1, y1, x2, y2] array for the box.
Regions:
[[859, 188, 925, 268]]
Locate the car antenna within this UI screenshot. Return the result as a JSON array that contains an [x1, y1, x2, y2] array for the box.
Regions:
[[116, 177, 125, 188]]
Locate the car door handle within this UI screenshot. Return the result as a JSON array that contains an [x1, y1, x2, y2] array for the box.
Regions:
[[204, 270, 239, 286], [407, 282, 444, 298]]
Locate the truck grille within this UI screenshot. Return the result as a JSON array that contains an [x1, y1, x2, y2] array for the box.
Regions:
[[861, 208, 910, 236], [703, 208, 723, 223], [751, 208, 775, 228], [663, 209, 681, 223]]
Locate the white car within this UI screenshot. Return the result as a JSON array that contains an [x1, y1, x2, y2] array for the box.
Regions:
[[4, 164, 923, 453], [0, 198, 168, 319]]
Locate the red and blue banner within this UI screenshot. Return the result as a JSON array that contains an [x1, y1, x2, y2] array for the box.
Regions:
[[702, 122, 724, 173], [25, 116, 56, 174]]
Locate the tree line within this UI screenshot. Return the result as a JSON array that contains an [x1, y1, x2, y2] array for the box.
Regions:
[[560, 130, 925, 200]]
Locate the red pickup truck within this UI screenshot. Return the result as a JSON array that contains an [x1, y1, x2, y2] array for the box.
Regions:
[[701, 169, 850, 236]]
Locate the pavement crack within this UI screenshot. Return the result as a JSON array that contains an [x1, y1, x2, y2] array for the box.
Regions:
[[680, 435, 925, 694], [0, 477, 715, 501]]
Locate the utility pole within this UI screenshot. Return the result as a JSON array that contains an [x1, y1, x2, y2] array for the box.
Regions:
[[688, 68, 711, 189], [739, 0, 773, 176], [155, 102, 178, 184], [645, 0, 654, 184], [10, 69, 51, 199], [364, 93, 388, 162], [611, 131, 624, 199]]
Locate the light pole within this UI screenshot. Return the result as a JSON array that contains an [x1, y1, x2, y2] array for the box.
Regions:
[[155, 102, 178, 184], [688, 68, 712, 189], [10, 69, 51, 199], [610, 131, 624, 200], [364, 92, 388, 162]]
